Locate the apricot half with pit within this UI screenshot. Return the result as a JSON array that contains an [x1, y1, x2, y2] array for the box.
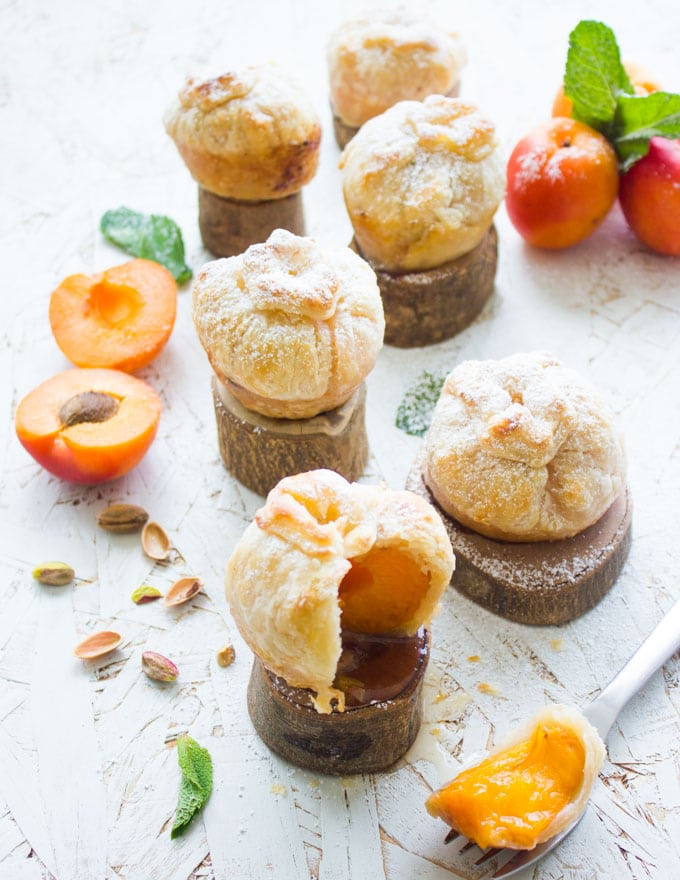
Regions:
[[49, 259, 177, 372], [15, 368, 161, 483]]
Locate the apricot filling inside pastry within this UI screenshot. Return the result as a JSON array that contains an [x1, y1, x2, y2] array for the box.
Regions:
[[426, 704, 605, 850], [225, 468, 454, 712]]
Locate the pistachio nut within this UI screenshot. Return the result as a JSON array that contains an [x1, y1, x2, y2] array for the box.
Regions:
[[216, 644, 236, 668], [131, 585, 163, 605], [141, 651, 179, 682], [141, 521, 171, 561], [163, 576, 202, 607], [33, 561, 75, 586], [74, 630, 123, 659], [97, 503, 149, 534]]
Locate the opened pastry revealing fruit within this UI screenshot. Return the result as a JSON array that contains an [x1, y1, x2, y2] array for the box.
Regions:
[[225, 469, 454, 713], [426, 704, 605, 850], [15, 368, 161, 483]]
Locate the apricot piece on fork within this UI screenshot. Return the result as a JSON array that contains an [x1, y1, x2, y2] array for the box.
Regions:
[[15, 367, 161, 483]]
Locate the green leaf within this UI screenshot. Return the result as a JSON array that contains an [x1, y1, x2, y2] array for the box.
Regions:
[[170, 735, 213, 838], [395, 370, 447, 438], [613, 92, 680, 170], [100, 206, 192, 284], [564, 20, 633, 133]]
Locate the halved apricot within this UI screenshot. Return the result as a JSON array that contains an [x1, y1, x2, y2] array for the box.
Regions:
[[48, 259, 177, 372], [15, 368, 162, 483]]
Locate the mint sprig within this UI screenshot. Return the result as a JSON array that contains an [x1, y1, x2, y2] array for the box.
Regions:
[[100, 206, 192, 284], [396, 370, 446, 437], [564, 20, 680, 170], [171, 734, 213, 839]]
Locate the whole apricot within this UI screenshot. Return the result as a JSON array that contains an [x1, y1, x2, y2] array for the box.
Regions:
[[505, 118, 619, 249], [619, 137, 680, 256], [15, 368, 161, 483]]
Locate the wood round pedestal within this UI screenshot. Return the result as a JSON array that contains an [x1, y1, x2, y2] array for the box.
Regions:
[[406, 455, 633, 626], [211, 377, 369, 496], [198, 187, 306, 258], [246, 637, 429, 775], [351, 225, 497, 348]]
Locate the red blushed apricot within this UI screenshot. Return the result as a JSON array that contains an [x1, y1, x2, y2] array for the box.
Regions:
[[15, 368, 161, 483], [506, 118, 619, 249], [49, 259, 177, 372]]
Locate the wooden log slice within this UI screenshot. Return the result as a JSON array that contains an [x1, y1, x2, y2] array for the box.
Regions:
[[198, 187, 305, 258], [246, 631, 429, 775], [406, 452, 633, 625], [211, 377, 369, 496], [350, 224, 497, 348]]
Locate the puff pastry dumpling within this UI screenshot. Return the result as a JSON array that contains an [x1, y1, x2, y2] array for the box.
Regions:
[[225, 469, 455, 712], [424, 351, 627, 541], [192, 229, 385, 419]]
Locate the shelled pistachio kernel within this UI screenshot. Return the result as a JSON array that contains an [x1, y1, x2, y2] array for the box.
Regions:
[[216, 644, 236, 668], [97, 503, 149, 534], [131, 585, 163, 604], [32, 561, 74, 586], [142, 651, 179, 682]]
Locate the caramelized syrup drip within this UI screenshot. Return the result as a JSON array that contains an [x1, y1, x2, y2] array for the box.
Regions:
[[333, 627, 428, 708]]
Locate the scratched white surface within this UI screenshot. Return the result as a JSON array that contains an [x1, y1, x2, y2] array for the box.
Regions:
[[1, 0, 679, 878]]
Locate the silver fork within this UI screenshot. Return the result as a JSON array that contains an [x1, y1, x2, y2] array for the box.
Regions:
[[443, 597, 680, 878]]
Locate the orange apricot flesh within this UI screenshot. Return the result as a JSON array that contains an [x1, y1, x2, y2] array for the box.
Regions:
[[426, 720, 586, 850], [339, 546, 430, 633], [49, 259, 177, 372], [15, 368, 161, 483]]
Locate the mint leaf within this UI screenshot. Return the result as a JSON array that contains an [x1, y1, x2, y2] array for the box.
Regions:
[[564, 20, 633, 133], [613, 92, 680, 170], [100, 207, 192, 284], [396, 370, 446, 437], [170, 735, 213, 838]]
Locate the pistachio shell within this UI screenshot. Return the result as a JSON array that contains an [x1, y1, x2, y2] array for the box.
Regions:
[[141, 651, 179, 682], [32, 561, 75, 586], [131, 585, 163, 604], [98, 503, 149, 534], [141, 521, 171, 561], [74, 630, 122, 660], [163, 576, 202, 607]]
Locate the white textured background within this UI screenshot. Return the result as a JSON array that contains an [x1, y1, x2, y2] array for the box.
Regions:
[[1, 0, 679, 878]]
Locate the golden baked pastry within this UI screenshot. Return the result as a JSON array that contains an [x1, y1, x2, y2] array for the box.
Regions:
[[327, 7, 467, 128], [340, 95, 504, 272], [163, 63, 321, 201], [225, 469, 455, 712], [426, 703, 605, 849], [424, 351, 627, 542], [192, 229, 385, 419]]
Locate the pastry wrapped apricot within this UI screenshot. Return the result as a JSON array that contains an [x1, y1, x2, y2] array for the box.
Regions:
[[225, 469, 454, 712], [426, 704, 605, 850], [424, 351, 626, 541]]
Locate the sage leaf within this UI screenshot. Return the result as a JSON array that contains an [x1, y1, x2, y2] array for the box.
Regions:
[[100, 206, 192, 284]]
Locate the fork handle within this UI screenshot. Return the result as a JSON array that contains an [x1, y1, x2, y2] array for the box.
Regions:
[[586, 598, 680, 738]]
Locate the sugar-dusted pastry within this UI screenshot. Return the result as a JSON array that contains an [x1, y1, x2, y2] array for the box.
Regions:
[[426, 704, 606, 850], [424, 351, 626, 542], [192, 230, 384, 494], [164, 63, 321, 256], [226, 469, 455, 773], [327, 7, 467, 147], [340, 95, 504, 346], [405, 351, 632, 625]]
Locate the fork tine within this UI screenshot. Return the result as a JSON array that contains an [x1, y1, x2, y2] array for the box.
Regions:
[[474, 847, 502, 866], [459, 839, 478, 853], [443, 828, 460, 844], [491, 849, 533, 878]]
